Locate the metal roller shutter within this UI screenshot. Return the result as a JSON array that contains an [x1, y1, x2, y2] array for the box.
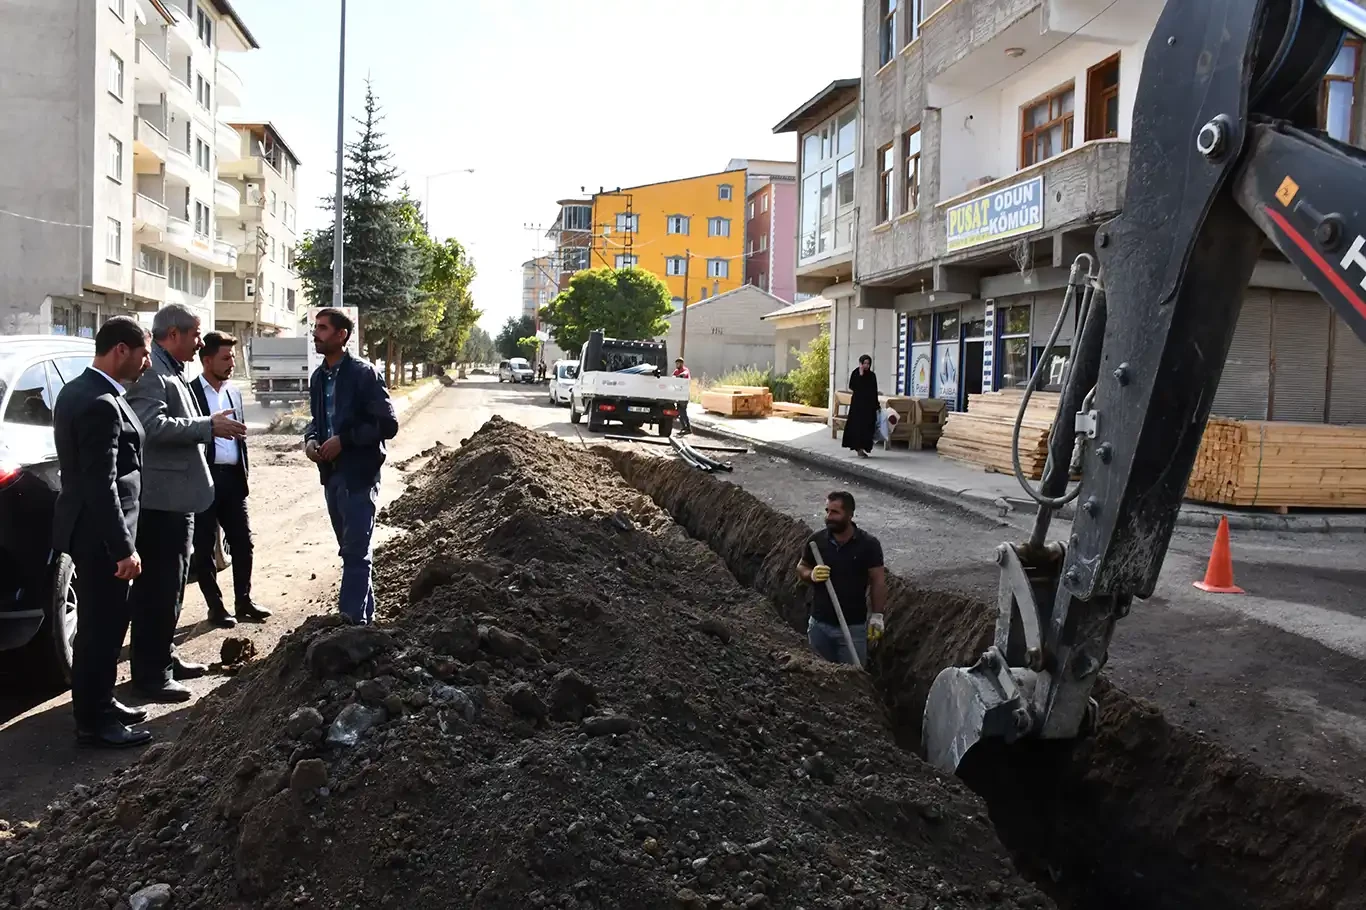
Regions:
[[1212, 290, 1272, 419], [1269, 292, 1330, 422], [1329, 314, 1366, 424], [1029, 291, 1076, 347]]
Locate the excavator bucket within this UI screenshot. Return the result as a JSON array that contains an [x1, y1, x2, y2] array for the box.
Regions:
[[922, 653, 1030, 774]]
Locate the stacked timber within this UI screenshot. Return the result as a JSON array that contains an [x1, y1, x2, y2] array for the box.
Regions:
[[1187, 418, 1366, 509], [772, 401, 830, 422], [700, 385, 773, 417], [937, 390, 1061, 479]]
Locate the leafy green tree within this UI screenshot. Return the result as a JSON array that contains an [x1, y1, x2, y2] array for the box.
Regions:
[[496, 315, 537, 360], [788, 323, 830, 408], [539, 267, 672, 352], [459, 325, 496, 365], [295, 81, 422, 367]]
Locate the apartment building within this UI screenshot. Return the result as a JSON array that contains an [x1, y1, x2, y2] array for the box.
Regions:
[[854, 0, 1366, 423], [0, 0, 257, 337], [215, 122, 303, 346], [545, 199, 593, 292], [521, 256, 556, 325], [590, 169, 749, 309], [743, 179, 797, 302]]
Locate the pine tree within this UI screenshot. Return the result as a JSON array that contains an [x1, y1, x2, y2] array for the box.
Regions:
[[295, 81, 421, 356]]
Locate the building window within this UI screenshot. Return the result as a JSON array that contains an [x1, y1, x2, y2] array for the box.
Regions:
[[707, 258, 729, 279], [106, 218, 122, 262], [194, 201, 210, 237], [1085, 54, 1121, 141], [877, 143, 895, 223], [108, 52, 124, 99], [168, 255, 188, 291], [904, 0, 925, 44], [190, 265, 211, 297], [670, 297, 684, 311], [1021, 82, 1075, 167], [563, 205, 592, 231], [110, 0, 125, 17], [666, 215, 690, 235], [108, 135, 123, 181], [759, 234, 767, 252], [615, 254, 637, 268], [195, 137, 210, 171], [718, 184, 733, 201], [879, 0, 898, 67], [1320, 39, 1362, 143], [213, 275, 223, 299], [758, 273, 767, 290], [270, 190, 278, 216], [666, 256, 688, 277], [196, 4, 213, 46], [614, 213, 638, 233], [997, 305, 1032, 389], [748, 201, 756, 219], [708, 217, 731, 237], [137, 246, 166, 275], [287, 288, 296, 311], [196, 74, 211, 110], [903, 127, 921, 213], [761, 194, 768, 214]]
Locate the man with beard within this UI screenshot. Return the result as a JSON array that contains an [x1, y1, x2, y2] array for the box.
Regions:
[[303, 308, 397, 625], [796, 491, 886, 666]]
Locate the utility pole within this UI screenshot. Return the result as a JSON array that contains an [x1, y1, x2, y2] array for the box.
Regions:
[[331, 0, 346, 309], [679, 248, 691, 359]]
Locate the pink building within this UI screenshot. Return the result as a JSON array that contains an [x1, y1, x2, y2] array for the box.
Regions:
[[745, 179, 797, 303]]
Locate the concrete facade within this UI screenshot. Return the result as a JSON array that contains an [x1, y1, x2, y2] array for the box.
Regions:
[[0, 0, 256, 338], [660, 285, 786, 381]]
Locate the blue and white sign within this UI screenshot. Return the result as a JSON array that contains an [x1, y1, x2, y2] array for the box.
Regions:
[[946, 176, 1045, 253]]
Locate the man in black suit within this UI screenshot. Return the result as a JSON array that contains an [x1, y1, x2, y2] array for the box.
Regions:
[[189, 332, 271, 627], [52, 316, 154, 749]]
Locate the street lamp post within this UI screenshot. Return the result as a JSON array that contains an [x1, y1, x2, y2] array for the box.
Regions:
[[331, 0, 346, 309]]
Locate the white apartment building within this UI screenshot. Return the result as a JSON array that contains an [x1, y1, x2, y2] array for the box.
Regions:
[[853, 0, 1366, 423], [0, 0, 257, 337], [216, 122, 304, 345], [521, 256, 555, 324]]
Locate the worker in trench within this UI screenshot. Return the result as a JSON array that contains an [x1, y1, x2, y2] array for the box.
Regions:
[[796, 491, 887, 666]]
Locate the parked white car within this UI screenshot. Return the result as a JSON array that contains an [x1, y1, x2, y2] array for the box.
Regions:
[[498, 358, 535, 383], [549, 359, 579, 406]]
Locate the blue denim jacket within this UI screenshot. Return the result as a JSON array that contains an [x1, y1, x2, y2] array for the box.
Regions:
[[304, 353, 398, 489]]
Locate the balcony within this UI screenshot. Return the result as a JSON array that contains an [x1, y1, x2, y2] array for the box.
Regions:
[[213, 239, 239, 271], [133, 117, 169, 163], [132, 268, 167, 302], [216, 60, 244, 106], [168, 12, 197, 54], [214, 180, 240, 217], [165, 145, 194, 184], [168, 72, 194, 115], [933, 139, 1128, 263], [215, 120, 241, 163], [134, 39, 171, 98], [134, 194, 169, 235]]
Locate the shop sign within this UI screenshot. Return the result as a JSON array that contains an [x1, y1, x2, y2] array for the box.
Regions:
[[911, 345, 932, 397], [946, 176, 1045, 253], [936, 344, 959, 408]]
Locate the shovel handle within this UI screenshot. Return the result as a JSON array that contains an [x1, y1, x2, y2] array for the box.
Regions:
[[808, 541, 862, 670]]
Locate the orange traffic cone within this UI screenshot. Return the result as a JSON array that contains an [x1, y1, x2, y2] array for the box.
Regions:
[[1193, 515, 1244, 594]]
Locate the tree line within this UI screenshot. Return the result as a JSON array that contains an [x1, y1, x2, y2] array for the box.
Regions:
[[294, 83, 479, 387]]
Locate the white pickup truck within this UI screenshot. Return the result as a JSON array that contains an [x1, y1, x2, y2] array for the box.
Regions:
[[570, 330, 688, 437]]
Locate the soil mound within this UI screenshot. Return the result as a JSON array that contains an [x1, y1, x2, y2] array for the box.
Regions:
[[609, 449, 1366, 910], [0, 418, 1048, 910]]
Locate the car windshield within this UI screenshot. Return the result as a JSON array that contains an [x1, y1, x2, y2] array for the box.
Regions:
[[559, 365, 579, 379], [510, 359, 530, 369]]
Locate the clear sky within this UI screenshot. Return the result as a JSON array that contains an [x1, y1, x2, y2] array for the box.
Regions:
[[223, 0, 861, 334]]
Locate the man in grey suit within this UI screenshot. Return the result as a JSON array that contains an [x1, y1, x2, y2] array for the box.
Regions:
[[126, 304, 246, 701]]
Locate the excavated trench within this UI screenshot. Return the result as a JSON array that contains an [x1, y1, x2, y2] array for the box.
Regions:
[[606, 448, 1366, 910]]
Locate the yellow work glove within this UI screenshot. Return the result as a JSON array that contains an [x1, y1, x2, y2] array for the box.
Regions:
[[868, 613, 885, 645], [811, 565, 831, 583]]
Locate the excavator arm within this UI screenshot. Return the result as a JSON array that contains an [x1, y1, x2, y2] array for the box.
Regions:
[[923, 0, 1366, 772]]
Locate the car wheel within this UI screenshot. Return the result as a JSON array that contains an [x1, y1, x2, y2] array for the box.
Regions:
[[570, 398, 582, 425], [20, 554, 78, 690]]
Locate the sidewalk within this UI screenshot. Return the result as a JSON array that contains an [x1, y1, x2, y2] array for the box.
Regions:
[[685, 405, 1366, 534]]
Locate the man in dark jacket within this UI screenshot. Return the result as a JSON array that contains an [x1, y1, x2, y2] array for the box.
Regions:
[[52, 316, 153, 748], [304, 308, 398, 624]]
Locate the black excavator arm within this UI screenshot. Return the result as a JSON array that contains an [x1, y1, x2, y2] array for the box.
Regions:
[[923, 0, 1366, 772]]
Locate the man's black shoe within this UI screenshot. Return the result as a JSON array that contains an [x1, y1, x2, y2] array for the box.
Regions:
[[109, 699, 148, 725], [135, 679, 193, 702], [208, 604, 238, 628], [172, 658, 209, 680], [235, 601, 272, 622], [76, 720, 153, 749]]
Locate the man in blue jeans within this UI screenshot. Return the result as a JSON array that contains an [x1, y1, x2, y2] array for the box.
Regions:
[[304, 308, 398, 625], [797, 491, 886, 666]]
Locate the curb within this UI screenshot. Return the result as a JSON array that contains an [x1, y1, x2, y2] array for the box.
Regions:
[[689, 419, 1366, 535]]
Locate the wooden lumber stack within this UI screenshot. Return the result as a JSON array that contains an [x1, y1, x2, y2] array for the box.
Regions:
[[772, 401, 830, 422], [937, 390, 1061, 479], [1186, 418, 1366, 509], [700, 385, 773, 417]]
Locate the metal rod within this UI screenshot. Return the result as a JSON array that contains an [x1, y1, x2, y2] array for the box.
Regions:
[[331, 0, 346, 309], [1317, 0, 1366, 38], [808, 541, 862, 671], [602, 434, 747, 453]]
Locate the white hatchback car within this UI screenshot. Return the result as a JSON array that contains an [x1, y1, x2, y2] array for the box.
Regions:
[[548, 359, 579, 406]]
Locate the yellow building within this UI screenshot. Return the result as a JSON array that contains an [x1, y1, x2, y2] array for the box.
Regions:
[[590, 168, 747, 309]]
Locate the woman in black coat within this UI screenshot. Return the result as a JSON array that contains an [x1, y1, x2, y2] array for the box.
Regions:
[[842, 354, 880, 457]]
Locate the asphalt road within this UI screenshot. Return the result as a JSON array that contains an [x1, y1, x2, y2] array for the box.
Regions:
[[3, 377, 1363, 824]]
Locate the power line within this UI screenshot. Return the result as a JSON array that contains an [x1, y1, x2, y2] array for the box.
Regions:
[[0, 208, 92, 229]]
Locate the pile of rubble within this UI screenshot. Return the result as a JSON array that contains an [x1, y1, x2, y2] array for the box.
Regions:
[[0, 418, 1048, 910]]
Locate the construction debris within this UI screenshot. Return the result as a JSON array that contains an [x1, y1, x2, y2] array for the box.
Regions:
[[0, 417, 1047, 910]]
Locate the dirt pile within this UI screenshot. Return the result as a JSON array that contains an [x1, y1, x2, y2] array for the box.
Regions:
[[608, 450, 1366, 910], [0, 417, 1049, 910]]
